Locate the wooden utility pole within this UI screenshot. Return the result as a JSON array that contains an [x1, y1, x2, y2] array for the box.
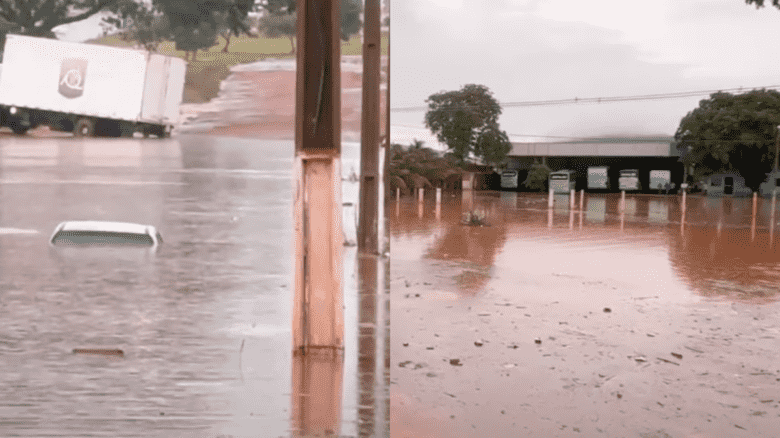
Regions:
[[292, 0, 344, 354], [383, 0, 391, 256], [358, 0, 382, 254]]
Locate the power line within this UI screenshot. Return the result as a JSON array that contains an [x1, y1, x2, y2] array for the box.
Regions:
[[390, 84, 780, 112], [392, 123, 779, 145]]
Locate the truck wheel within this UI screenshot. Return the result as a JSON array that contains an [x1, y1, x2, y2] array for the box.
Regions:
[[9, 122, 28, 135], [74, 118, 95, 137], [119, 123, 135, 138], [150, 125, 166, 138]]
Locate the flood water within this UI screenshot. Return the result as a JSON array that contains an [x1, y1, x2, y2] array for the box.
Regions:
[[394, 191, 780, 302], [0, 135, 388, 437], [391, 190, 780, 438]]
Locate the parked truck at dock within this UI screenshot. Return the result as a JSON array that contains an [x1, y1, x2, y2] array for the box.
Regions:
[[0, 35, 186, 138]]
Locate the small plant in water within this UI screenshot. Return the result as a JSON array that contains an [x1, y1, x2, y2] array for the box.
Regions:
[[462, 209, 489, 226]]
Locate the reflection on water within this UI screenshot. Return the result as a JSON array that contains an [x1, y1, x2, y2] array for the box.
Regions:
[[291, 350, 343, 437], [392, 191, 780, 303]]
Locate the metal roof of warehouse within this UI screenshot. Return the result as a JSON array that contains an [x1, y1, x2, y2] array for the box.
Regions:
[[508, 136, 680, 158]]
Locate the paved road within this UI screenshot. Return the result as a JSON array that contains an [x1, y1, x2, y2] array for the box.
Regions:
[[0, 134, 385, 437]]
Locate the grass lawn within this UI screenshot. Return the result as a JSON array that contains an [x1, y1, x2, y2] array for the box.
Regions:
[[88, 32, 388, 104]]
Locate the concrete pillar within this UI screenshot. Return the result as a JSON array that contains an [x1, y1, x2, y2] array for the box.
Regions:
[[293, 0, 344, 354]]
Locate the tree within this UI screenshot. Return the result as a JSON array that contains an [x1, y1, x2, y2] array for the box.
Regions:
[[746, 0, 780, 9], [0, 0, 129, 38], [424, 84, 512, 167], [523, 163, 550, 191], [0, 0, 253, 58], [389, 140, 462, 193], [255, 0, 363, 55], [256, 11, 296, 54], [217, 12, 255, 52], [155, 0, 254, 56], [674, 89, 780, 190], [123, 7, 171, 52]]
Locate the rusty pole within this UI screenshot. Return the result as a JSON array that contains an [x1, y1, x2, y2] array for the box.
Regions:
[[293, 0, 344, 354], [358, 0, 382, 254]]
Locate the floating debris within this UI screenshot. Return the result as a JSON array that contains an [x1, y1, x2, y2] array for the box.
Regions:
[[73, 348, 124, 357]]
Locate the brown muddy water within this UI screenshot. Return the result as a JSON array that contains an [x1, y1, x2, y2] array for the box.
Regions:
[[391, 190, 780, 438], [0, 136, 388, 438]]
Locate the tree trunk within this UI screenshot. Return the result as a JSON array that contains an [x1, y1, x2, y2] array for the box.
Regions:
[[222, 32, 231, 53]]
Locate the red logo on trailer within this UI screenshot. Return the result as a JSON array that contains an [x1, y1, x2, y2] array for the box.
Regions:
[[59, 58, 87, 98]]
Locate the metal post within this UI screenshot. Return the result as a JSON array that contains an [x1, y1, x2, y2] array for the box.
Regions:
[[548, 187, 554, 208], [752, 192, 758, 242], [769, 189, 777, 249], [579, 189, 584, 212], [775, 125, 780, 172], [418, 187, 424, 203], [680, 188, 687, 235], [435, 187, 441, 220], [620, 190, 626, 212], [293, 0, 344, 355], [570, 189, 575, 209], [358, 0, 381, 254], [620, 211, 625, 232]]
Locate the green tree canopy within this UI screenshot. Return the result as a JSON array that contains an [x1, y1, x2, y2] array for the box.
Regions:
[[746, 0, 780, 9], [255, 0, 363, 55], [523, 163, 550, 191], [424, 84, 511, 167], [122, 7, 171, 52], [674, 88, 780, 190], [0, 0, 252, 54], [389, 140, 462, 193]]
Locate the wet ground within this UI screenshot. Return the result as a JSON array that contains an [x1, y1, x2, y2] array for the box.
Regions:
[[391, 191, 780, 438], [177, 56, 386, 141], [0, 135, 388, 437]]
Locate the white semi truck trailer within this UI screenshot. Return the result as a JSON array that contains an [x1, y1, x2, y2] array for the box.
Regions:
[[0, 34, 186, 138]]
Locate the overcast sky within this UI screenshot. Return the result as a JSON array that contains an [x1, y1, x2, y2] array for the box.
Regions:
[[390, 0, 780, 148]]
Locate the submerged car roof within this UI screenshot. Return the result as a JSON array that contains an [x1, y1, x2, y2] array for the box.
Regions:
[[50, 221, 161, 247], [55, 221, 155, 235]]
